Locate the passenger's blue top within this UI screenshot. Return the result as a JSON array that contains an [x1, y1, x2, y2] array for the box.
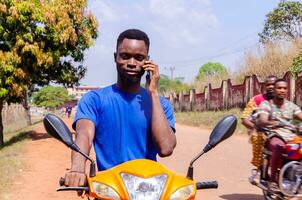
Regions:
[[73, 84, 175, 171]]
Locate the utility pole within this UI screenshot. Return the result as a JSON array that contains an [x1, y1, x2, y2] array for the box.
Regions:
[[165, 66, 176, 80]]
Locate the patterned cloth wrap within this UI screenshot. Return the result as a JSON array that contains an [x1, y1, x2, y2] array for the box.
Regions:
[[250, 131, 267, 168], [241, 94, 268, 168]]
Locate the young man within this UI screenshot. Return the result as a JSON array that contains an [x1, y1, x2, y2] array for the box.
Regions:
[[258, 79, 302, 188], [65, 106, 72, 118], [241, 75, 276, 168], [64, 29, 176, 187]]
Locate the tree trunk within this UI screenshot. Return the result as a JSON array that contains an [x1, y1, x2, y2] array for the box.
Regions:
[[0, 102, 4, 148], [22, 90, 32, 126]]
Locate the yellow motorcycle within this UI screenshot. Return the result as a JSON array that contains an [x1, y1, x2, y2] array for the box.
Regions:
[[43, 114, 237, 200]]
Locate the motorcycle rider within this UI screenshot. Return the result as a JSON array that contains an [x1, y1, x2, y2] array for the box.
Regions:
[[64, 29, 176, 187], [258, 79, 302, 190], [241, 75, 276, 168]]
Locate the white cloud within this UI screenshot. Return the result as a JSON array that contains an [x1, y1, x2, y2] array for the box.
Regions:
[[89, 0, 218, 46], [88, 1, 121, 22], [148, 0, 218, 46]]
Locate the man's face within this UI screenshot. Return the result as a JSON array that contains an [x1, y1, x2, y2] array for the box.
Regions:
[[115, 38, 148, 84], [265, 78, 276, 95], [274, 81, 288, 100]]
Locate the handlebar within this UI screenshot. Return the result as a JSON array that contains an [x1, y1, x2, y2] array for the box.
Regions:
[[57, 187, 89, 192], [196, 181, 218, 190], [58, 177, 89, 192]]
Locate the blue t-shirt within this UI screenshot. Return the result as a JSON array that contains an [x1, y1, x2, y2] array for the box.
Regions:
[[73, 84, 175, 171]]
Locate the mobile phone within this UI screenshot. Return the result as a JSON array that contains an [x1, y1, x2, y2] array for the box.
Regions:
[[146, 55, 151, 78]]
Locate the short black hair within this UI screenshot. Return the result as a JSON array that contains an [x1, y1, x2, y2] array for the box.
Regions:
[[266, 75, 277, 80], [274, 78, 287, 85], [116, 29, 150, 52], [264, 75, 277, 83]]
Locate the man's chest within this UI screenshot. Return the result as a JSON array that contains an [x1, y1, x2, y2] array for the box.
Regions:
[[271, 104, 294, 121]]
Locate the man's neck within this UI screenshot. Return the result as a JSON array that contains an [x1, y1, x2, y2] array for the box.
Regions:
[[273, 97, 285, 107], [116, 80, 141, 94], [264, 92, 273, 100]]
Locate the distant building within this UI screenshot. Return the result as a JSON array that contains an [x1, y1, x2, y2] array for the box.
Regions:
[[67, 85, 101, 101]]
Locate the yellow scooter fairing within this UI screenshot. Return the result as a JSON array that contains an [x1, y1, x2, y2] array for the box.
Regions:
[[87, 159, 196, 200], [44, 114, 237, 200]]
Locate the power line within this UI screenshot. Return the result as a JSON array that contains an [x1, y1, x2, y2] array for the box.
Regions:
[[165, 43, 258, 68], [160, 31, 259, 66]]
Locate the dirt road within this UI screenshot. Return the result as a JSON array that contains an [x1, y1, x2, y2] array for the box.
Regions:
[[4, 119, 262, 200]]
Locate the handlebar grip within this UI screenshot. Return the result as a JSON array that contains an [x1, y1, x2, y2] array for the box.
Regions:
[[59, 177, 65, 186], [196, 181, 218, 190]]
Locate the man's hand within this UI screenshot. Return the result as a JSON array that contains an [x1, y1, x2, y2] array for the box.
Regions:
[[143, 60, 159, 94], [270, 120, 281, 128], [64, 171, 86, 187]]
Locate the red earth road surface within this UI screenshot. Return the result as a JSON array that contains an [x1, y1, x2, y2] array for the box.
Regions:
[[3, 118, 266, 200]]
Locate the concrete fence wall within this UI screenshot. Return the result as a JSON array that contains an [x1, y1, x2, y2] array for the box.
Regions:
[[2, 104, 28, 133], [169, 72, 302, 112]]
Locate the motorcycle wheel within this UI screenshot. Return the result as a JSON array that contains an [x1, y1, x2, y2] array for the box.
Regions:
[[262, 190, 283, 200]]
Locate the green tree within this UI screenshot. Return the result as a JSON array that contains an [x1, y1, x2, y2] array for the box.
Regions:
[[0, 0, 98, 147], [32, 86, 71, 108], [259, 1, 302, 43], [159, 74, 190, 93], [195, 62, 227, 81], [290, 51, 302, 76]]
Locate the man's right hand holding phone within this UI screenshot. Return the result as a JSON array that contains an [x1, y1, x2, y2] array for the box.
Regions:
[[143, 60, 159, 95]]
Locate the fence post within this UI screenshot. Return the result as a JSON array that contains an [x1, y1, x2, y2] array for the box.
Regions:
[[179, 91, 184, 112], [249, 75, 255, 99], [189, 89, 196, 111], [205, 84, 210, 110], [244, 76, 251, 104], [169, 93, 174, 105], [222, 80, 228, 109], [173, 92, 178, 111], [290, 75, 296, 102]]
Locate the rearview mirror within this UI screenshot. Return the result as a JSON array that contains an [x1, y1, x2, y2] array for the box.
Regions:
[[43, 113, 79, 152], [43, 113, 96, 177], [204, 115, 237, 153], [187, 115, 237, 179]]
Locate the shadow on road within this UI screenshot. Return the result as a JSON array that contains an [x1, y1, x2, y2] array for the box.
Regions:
[[220, 193, 263, 200], [1, 130, 52, 149], [29, 131, 51, 141], [1, 131, 31, 149]]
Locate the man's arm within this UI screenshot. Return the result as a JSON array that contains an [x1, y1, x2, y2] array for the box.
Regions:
[[64, 119, 95, 186], [150, 93, 176, 157], [242, 118, 255, 129], [258, 112, 279, 127], [144, 60, 176, 157], [295, 111, 302, 121]]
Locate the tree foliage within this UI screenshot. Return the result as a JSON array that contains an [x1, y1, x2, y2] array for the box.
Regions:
[[195, 62, 227, 81], [259, 1, 302, 43], [159, 74, 190, 93], [32, 85, 71, 108], [0, 0, 97, 103], [0, 0, 98, 147], [290, 50, 302, 77]]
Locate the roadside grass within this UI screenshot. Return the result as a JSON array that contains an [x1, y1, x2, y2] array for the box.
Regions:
[[0, 121, 42, 196], [174, 108, 246, 135]]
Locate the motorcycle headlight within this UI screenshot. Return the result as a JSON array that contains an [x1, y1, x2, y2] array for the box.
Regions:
[[91, 181, 121, 200], [169, 184, 194, 200], [120, 173, 168, 200]]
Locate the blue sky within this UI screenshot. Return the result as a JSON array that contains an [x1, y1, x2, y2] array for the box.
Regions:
[[81, 0, 282, 86]]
